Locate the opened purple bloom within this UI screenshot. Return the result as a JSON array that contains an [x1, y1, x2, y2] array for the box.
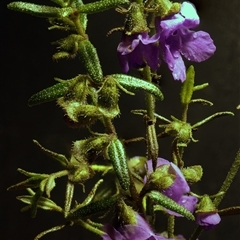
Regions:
[[196, 212, 221, 230], [102, 213, 168, 240], [155, 2, 216, 81], [117, 32, 160, 73], [145, 158, 198, 216]]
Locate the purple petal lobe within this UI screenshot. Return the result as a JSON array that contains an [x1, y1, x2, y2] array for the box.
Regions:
[[103, 224, 124, 240], [117, 33, 159, 73], [180, 30, 216, 62]]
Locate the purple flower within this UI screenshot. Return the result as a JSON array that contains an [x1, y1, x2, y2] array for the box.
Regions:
[[145, 158, 198, 216], [117, 32, 160, 73], [156, 2, 216, 81], [102, 213, 168, 240], [196, 212, 221, 230]]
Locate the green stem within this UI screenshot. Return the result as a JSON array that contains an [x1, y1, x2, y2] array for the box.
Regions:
[[167, 215, 175, 238], [102, 117, 116, 135], [214, 148, 240, 207], [143, 66, 155, 120], [71, 11, 87, 37], [181, 103, 188, 122], [189, 226, 203, 240], [142, 66, 159, 171]]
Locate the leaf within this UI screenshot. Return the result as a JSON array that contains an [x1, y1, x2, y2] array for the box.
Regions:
[[17, 193, 62, 213], [28, 81, 72, 106], [112, 74, 164, 100], [33, 140, 69, 166], [67, 195, 119, 220], [148, 190, 195, 220], [78, 40, 103, 84], [7, 2, 73, 18], [107, 138, 130, 191], [180, 65, 195, 105], [77, 0, 129, 14]]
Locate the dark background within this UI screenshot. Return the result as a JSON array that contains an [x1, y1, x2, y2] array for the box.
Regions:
[[1, 0, 239, 239]]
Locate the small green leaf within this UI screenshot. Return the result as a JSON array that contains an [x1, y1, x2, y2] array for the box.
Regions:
[[113, 74, 164, 100], [78, 40, 103, 84], [192, 111, 234, 129], [40, 176, 56, 198], [190, 98, 213, 106], [7, 2, 73, 18], [28, 81, 72, 107], [17, 168, 49, 178], [17, 192, 62, 213], [180, 65, 195, 105], [77, 0, 129, 14], [7, 177, 44, 191], [67, 195, 119, 220], [107, 138, 130, 191], [147, 190, 195, 220], [33, 140, 69, 167], [193, 83, 209, 92]]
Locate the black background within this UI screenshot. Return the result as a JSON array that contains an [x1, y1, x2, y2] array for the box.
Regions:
[[1, 0, 239, 239]]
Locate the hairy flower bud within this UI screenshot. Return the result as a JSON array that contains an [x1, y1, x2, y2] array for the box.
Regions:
[[97, 76, 120, 118]]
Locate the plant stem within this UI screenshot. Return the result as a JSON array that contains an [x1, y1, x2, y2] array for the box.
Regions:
[[142, 66, 159, 171], [102, 117, 116, 135], [189, 149, 240, 240], [214, 148, 240, 207], [167, 215, 175, 238]]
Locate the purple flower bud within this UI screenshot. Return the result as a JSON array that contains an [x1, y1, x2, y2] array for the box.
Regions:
[[195, 195, 221, 230], [196, 212, 221, 230]]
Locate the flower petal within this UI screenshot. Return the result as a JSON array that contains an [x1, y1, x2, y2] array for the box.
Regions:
[[160, 14, 185, 37], [180, 30, 216, 62], [180, 2, 200, 28], [103, 224, 125, 240], [117, 52, 130, 73], [163, 44, 186, 81], [163, 163, 190, 200]]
